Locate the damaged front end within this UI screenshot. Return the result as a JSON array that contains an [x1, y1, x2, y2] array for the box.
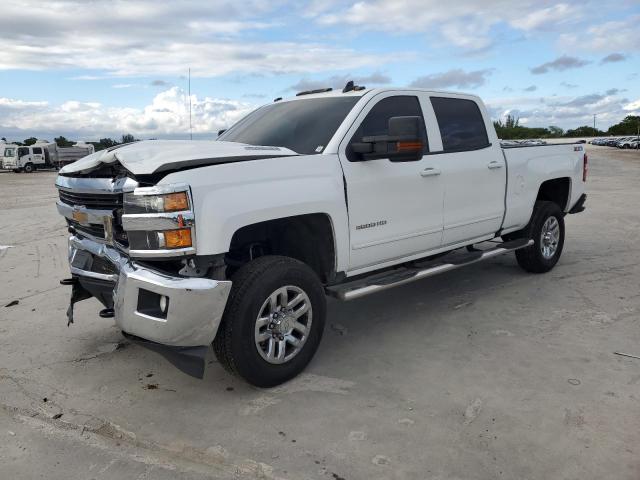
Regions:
[[56, 166, 231, 378]]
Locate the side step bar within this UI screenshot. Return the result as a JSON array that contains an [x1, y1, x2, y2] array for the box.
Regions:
[[326, 238, 533, 301]]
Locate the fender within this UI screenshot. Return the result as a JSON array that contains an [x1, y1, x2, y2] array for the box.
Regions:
[[160, 154, 350, 273]]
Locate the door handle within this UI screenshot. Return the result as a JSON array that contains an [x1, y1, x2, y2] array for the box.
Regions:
[[487, 161, 503, 169], [420, 168, 441, 177]]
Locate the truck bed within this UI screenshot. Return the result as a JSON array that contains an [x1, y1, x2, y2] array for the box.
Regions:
[[501, 143, 586, 233]]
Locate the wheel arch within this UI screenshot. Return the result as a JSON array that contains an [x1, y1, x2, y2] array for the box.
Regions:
[[226, 213, 338, 284], [536, 177, 571, 212]]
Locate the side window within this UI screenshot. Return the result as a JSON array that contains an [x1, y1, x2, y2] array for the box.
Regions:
[[430, 97, 489, 152], [348, 95, 428, 161], [32, 147, 42, 154], [18, 147, 28, 157]]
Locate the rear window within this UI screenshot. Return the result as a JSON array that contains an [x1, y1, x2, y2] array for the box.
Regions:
[[431, 97, 490, 152], [32, 147, 43, 154]]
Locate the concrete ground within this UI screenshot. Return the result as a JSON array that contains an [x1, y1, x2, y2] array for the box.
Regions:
[[0, 145, 639, 480]]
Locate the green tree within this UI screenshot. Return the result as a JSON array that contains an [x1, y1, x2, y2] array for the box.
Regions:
[[607, 116, 640, 136], [89, 137, 120, 151], [54, 136, 74, 147], [564, 126, 603, 137], [548, 126, 564, 137], [121, 133, 138, 144], [505, 114, 519, 128], [23, 137, 38, 146], [494, 115, 552, 140]]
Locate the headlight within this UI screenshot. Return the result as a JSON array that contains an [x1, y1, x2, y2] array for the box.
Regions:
[[121, 184, 196, 257], [124, 190, 190, 214]]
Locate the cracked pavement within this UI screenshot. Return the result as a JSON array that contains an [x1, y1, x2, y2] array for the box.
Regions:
[[1, 145, 639, 479]]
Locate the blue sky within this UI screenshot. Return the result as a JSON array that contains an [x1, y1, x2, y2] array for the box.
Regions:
[[1, 0, 639, 141]]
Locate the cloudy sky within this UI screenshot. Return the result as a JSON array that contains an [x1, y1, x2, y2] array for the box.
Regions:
[[1, 0, 639, 141]]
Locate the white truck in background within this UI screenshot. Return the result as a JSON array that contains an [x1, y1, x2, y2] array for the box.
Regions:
[[54, 84, 587, 387], [1, 140, 94, 172]]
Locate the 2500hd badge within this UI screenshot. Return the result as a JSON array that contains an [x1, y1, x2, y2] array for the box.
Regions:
[[355, 220, 387, 230]]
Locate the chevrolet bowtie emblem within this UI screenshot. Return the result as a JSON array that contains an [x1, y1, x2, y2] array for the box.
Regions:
[[71, 207, 88, 225]]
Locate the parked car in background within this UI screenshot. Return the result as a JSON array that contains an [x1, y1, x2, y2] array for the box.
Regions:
[[617, 137, 640, 149], [626, 139, 640, 149]]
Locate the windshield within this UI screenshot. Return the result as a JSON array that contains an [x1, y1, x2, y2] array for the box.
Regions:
[[219, 96, 360, 154], [3, 148, 15, 157]]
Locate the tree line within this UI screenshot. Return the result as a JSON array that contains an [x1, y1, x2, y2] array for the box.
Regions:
[[1, 134, 139, 151], [494, 115, 640, 140]]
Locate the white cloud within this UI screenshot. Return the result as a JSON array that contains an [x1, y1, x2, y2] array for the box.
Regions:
[[486, 90, 634, 129], [0, 0, 393, 77], [409, 69, 492, 89], [289, 72, 392, 92], [0, 98, 48, 109], [510, 3, 577, 31], [314, 0, 600, 52], [0, 87, 256, 139], [559, 16, 640, 53], [530, 55, 590, 74], [623, 99, 640, 112]]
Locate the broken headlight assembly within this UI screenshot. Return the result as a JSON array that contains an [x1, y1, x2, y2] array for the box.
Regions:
[[122, 184, 196, 257]]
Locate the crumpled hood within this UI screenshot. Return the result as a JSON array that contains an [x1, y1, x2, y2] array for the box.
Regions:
[[59, 140, 299, 176]]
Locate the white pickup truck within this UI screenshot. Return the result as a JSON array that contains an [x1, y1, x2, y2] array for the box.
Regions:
[[55, 84, 587, 387]]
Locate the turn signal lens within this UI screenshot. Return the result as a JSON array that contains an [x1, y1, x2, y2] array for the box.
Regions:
[[163, 192, 189, 212], [396, 141, 423, 152], [162, 228, 192, 249]]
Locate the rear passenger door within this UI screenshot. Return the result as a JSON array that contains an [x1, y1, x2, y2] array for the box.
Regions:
[[430, 96, 505, 246]]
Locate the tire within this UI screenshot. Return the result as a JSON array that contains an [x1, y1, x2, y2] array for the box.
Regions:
[[23, 163, 34, 173], [515, 201, 565, 273], [213, 255, 326, 387]]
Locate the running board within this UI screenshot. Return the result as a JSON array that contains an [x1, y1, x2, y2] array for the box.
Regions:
[[326, 238, 533, 301]]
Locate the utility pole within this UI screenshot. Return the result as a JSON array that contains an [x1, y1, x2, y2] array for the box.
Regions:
[[593, 114, 596, 131], [188, 68, 193, 141]]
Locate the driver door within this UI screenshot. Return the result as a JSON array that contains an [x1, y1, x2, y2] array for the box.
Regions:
[[338, 92, 444, 272]]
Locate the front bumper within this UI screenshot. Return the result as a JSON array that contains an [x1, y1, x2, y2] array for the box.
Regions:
[[67, 235, 232, 375]]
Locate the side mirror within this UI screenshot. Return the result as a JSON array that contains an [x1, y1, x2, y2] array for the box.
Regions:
[[351, 116, 424, 162]]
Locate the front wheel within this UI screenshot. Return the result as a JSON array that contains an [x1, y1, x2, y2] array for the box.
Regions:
[[23, 163, 34, 173], [515, 201, 565, 273], [213, 256, 326, 387]]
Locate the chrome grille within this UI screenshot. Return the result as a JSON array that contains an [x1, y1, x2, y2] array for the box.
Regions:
[[67, 219, 106, 239], [58, 189, 123, 210]]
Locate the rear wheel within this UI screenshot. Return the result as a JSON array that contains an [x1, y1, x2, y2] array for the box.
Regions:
[[515, 201, 565, 273], [213, 255, 326, 387]]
